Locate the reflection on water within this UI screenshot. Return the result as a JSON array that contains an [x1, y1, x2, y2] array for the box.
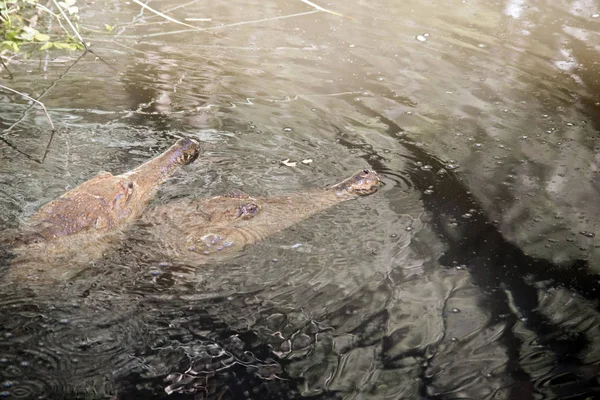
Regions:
[[1, 0, 600, 398]]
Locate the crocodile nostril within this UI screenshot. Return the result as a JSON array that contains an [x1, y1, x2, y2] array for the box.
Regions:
[[362, 169, 370, 174]]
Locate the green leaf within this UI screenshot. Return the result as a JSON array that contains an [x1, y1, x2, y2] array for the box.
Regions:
[[39, 42, 53, 50], [34, 33, 50, 42], [2, 40, 20, 52], [17, 26, 39, 41], [53, 42, 77, 50]]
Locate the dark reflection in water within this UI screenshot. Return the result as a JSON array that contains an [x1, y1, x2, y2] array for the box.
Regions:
[[338, 101, 600, 399], [2, 0, 600, 399]]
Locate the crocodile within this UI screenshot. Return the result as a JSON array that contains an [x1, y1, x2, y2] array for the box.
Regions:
[[3, 138, 200, 282], [129, 169, 381, 265], [3, 154, 379, 283]]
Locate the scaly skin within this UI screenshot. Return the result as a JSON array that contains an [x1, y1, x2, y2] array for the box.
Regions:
[[4, 138, 200, 283], [133, 169, 381, 264], [3, 167, 378, 284], [23, 137, 200, 242]]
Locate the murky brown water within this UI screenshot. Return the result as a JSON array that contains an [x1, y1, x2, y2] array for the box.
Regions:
[[1, 0, 600, 398]]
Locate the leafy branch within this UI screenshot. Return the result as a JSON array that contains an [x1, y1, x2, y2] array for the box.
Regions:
[[1, 0, 85, 53]]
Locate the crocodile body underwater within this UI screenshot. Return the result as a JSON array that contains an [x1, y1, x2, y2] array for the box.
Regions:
[[2, 136, 379, 284], [131, 169, 381, 265], [3, 138, 200, 283]]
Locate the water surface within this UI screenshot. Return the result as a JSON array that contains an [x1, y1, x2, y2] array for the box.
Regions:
[[1, 0, 600, 398]]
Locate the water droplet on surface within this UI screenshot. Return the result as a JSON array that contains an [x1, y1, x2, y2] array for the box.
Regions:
[[424, 189, 434, 195], [377, 76, 384, 81], [416, 35, 427, 42], [405, 226, 412, 231], [249, 125, 256, 130], [592, 13, 599, 18], [580, 231, 595, 238], [450, 308, 461, 313], [283, 127, 293, 132], [59, 319, 69, 324]]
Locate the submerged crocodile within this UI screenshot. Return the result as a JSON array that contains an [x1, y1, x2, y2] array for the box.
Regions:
[[3, 134, 379, 283], [3, 138, 200, 282], [130, 168, 381, 264]]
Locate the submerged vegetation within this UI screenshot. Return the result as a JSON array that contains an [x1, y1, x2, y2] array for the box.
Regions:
[[0, 0, 84, 53]]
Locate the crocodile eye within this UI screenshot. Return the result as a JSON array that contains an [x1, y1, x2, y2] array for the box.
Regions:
[[238, 203, 259, 218]]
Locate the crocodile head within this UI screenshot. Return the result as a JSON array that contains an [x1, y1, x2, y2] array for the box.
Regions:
[[330, 169, 381, 196], [27, 138, 201, 241]]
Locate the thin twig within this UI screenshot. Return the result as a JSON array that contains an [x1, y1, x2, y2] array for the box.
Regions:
[[298, 0, 354, 19], [130, 0, 211, 33], [205, 10, 318, 30], [50, 0, 90, 50], [135, 0, 202, 23], [40, 126, 56, 164], [0, 131, 42, 163], [0, 56, 13, 79], [0, 84, 55, 130], [35, 2, 72, 42], [2, 50, 86, 134], [136, 10, 319, 38], [36, 2, 119, 72], [0, 52, 87, 163]]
